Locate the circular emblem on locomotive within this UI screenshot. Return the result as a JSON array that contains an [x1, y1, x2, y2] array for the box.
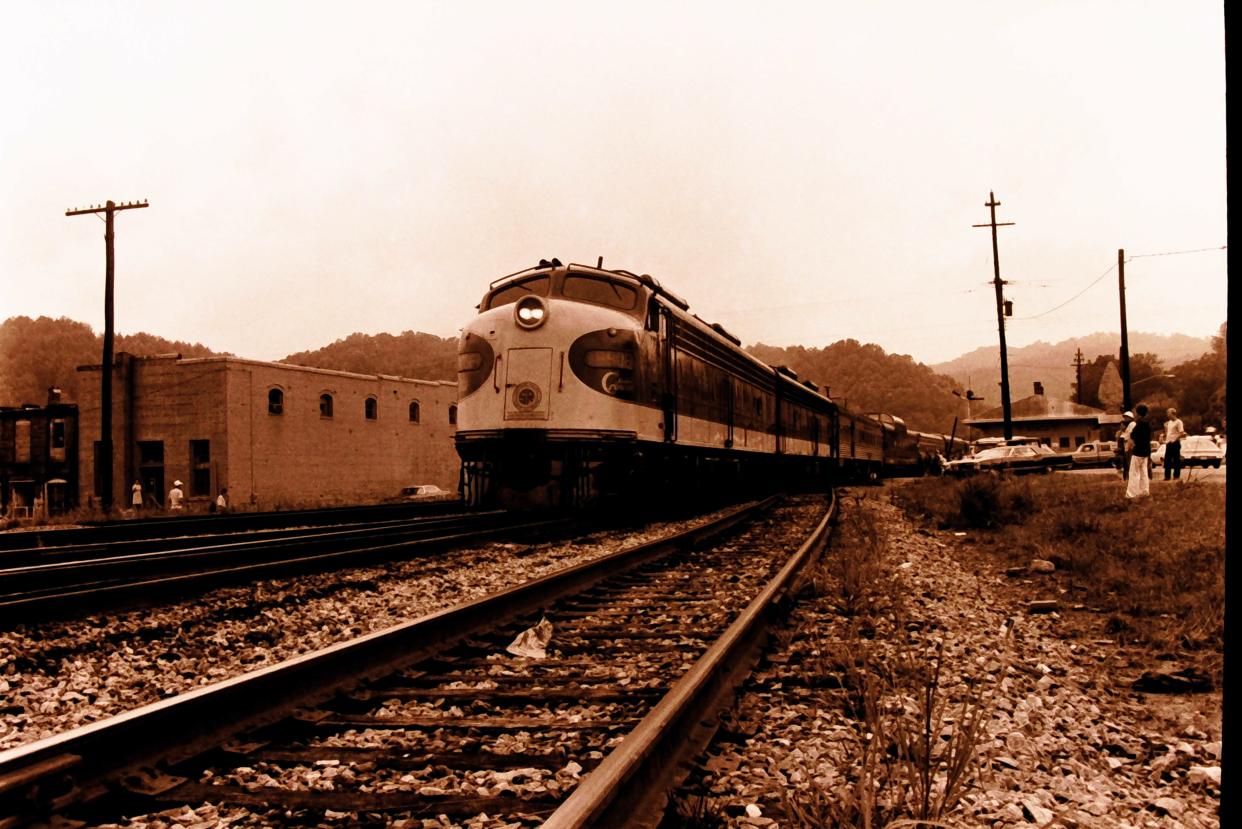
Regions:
[[512, 382, 542, 411]]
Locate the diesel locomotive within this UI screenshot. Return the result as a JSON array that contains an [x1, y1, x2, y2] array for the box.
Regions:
[[455, 259, 952, 507]]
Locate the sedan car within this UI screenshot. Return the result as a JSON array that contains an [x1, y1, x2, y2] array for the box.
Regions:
[[1032, 443, 1073, 470], [1180, 436, 1224, 468], [396, 484, 456, 502], [945, 445, 1050, 476]]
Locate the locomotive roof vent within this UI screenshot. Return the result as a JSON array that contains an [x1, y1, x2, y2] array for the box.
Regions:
[[710, 322, 741, 346], [537, 258, 563, 268]]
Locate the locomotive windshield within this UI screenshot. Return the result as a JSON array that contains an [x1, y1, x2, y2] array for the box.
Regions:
[[562, 274, 638, 311], [485, 275, 551, 310]]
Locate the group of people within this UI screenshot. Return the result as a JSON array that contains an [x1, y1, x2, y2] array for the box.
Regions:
[[130, 480, 229, 513], [1117, 405, 1186, 499]]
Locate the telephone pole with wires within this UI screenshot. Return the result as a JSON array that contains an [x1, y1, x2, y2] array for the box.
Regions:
[[1071, 348, 1085, 404], [66, 199, 149, 514], [1117, 248, 1132, 413], [973, 191, 1015, 439]]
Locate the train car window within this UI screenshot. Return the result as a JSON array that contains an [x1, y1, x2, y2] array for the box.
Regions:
[[563, 274, 638, 311], [485, 276, 551, 310]]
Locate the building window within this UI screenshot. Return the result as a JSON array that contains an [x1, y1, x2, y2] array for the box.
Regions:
[[15, 420, 31, 463], [1059, 436, 1070, 449], [50, 419, 67, 461], [365, 397, 378, 420], [190, 440, 211, 496], [448, 404, 457, 425], [408, 401, 421, 423], [268, 388, 284, 415], [320, 393, 334, 418], [1076, 436, 1086, 447]]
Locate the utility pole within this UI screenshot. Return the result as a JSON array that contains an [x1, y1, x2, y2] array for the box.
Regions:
[[973, 191, 1015, 440], [1117, 248, 1132, 412], [66, 199, 149, 515], [1071, 348, 1085, 404]]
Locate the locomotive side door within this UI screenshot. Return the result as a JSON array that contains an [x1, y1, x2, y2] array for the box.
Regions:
[[504, 347, 553, 421], [660, 307, 677, 442]]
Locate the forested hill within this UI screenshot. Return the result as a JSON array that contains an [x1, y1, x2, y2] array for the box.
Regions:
[[932, 331, 1211, 401], [0, 316, 222, 407], [281, 331, 457, 382], [746, 340, 963, 435]]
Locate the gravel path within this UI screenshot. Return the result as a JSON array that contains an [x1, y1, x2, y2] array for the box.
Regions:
[[0, 510, 734, 752], [676, 488, 1222, 828]]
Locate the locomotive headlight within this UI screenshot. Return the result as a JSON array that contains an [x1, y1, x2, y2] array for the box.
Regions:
[[514, 295, 548, 329]]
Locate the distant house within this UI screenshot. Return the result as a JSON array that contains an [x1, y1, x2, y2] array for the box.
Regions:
[[77, 353, 459, 511], [0, 388, 79, 516], [964, 382, 1110, 450]]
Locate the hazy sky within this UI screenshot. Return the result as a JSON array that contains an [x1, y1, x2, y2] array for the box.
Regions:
[[1, 1, 1227, 367]]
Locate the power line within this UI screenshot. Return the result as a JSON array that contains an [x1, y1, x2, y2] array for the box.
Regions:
[[1016, 262, 1116, 320], [1126, 244, 1227, 259]]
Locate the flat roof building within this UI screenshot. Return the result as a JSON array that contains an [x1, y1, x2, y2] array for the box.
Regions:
[[964, 382, 1109, 451], [77, 353, 458, 511]]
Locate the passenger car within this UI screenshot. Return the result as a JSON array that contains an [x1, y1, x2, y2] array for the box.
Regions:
[[1180, 436, 1224, 468], [1070, 441, 1118, 468], [945, 445, 1049, 476], [1032, 443, 1073, 470], [397, 484, 455, 502]]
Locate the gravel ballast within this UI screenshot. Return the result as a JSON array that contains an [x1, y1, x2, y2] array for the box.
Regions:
[[0, 510, 735, 752], [675, 488, 1222, 828]]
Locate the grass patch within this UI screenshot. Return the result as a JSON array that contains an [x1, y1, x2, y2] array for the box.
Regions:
[[893, 475, 1226, 654]]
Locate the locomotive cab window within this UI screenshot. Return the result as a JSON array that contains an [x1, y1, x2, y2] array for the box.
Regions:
[[485, 276, 550, 310], [562, 274, 638, 311]]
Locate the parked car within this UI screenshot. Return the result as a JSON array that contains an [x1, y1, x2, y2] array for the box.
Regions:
[[945, 445, 1050, 476], [1032, 443, 1073, 470], [396, 484, 456, 502], [1071, 440, 1118, 468], [1180, 436, 1225, 468]]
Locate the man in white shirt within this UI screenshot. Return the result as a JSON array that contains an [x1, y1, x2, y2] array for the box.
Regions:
[[1163, 408, 1185, 480], [168, 480, 185, 511]]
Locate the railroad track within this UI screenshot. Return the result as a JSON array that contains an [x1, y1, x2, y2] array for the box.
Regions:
[[0, 511, 565, 625], [0, 493, 835, 828], [0, 500, 464, 553]]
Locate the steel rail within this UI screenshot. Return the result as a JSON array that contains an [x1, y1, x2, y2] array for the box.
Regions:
[[0, 514, 564, 624], [0, 497, 776, 827], [544, 489, 837, 829], [0, 500, 466, 552], [0, 510, 500, 569]]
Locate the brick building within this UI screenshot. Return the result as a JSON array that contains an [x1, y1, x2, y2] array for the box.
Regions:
[[964, 382, 1107, 450], [0, 389, 79, 516], [77, 354, 458, 510]]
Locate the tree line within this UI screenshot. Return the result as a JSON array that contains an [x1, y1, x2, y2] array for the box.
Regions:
[[2, 315, 1224, 436]]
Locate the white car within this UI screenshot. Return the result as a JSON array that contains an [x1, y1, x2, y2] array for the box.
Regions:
[[397, 484, 456, 502], [1154, 436, 1224, 469], [1180, 436, 1225, 468]]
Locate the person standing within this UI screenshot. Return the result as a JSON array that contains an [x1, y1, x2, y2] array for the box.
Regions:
[[168, 480, 185, 511], [1116, 411, 1134, 480], [215, 487, 229, 513], [131, 479, 143, 512], [1125, 405, 1152, 499], [1163, 407, 1185, 480]]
